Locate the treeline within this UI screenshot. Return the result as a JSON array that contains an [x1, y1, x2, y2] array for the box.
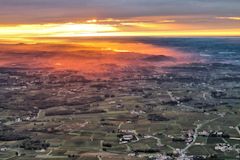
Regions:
[[0, 131, 28, 141], [133, 148, 160, 153], [147, 114, 170, 121], [45, 109, 106, 116], [20, 139, 50, 150]]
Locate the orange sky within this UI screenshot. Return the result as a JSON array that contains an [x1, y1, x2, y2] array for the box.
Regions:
[[1, 0, 240, 41], [0, 15, 240, 42]]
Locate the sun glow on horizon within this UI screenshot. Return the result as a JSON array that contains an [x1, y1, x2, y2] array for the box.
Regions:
[[0, 22, 118, 38], [0, 17, 240, 43]]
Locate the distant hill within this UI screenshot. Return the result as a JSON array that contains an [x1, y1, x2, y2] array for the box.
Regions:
[[142, 55, 175, 62]]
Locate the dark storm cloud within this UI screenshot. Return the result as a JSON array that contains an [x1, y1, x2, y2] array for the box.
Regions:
[[0, 0, 240, 24]]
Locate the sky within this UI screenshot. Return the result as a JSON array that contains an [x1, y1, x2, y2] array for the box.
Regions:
[[0, 0, 240, 38]]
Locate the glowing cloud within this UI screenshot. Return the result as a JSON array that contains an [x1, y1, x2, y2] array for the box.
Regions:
[[0, 23, 118, 38], [216, 17, 240, 21], [0, 16, 240, 42]]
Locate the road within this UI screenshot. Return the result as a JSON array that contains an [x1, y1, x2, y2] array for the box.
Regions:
[[100, 140, 104, 151], [125, 144, 131, 152], [118, 122, 124, 129], [167, 91, 194, 111], [132, 130, 140, 142], [235, 124, 240, 136], [167, 91, 176, 102], [202, 92, 207, 101], [181, 117, 220, 154], [97, 155, 103, 160], [144, 135, 162, 146], [37, 109, 45, 119], [35, 149, 67, 159]]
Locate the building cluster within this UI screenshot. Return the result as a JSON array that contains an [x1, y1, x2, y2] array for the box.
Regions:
[[214, 143, 233, 152], [118, 130, 138, 144]]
